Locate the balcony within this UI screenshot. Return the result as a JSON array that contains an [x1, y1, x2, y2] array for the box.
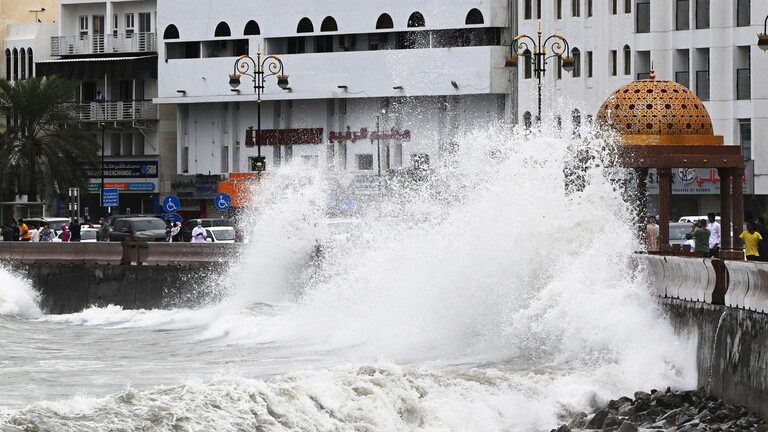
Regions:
[[51, 33, 156, 56], [75, 100, 157, 122]]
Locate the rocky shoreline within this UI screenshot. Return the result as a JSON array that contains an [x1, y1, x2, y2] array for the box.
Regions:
[[551, 388, 767, 432]]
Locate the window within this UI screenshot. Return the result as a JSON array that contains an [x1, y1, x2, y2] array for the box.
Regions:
[[4, 49, 9, 81], [695, 0, 709, 28], [163, 25, 179, 39], [19, 49, 25, 80], [572, 0, 580, 17], [79, 15, 88, 37], [611, 0, 617, 14], [637, 1, 651, 33], [465, 9, 484, 24], [572, 109, 582, 137], [297, 17, 314, 33], [736, 0, 750, 27], [376, 14, 394, 29], [214, 22, 231, 37], [676, 0, 690, 30], [537, 0, 542, 19], [557, 0, 562, 19], [624, 0, 631, 13], [610, 50, 617, 76], [523, 49, 532, 79], [356, 154, 374, 170], [572, 48, 581, 77], [302, 155, 319, 168], [138, 12, 151, 33], [26, 48, 32, 77], [125, 13, 135, 35], [587, 51, 593, 77], [113, 14, 118, 36], [523, 111, 532, 129], [11, 48, 17, 81], [407, 12, 425, 27], [623, 45, 631, 75], [244, 20, 260, 35], [587, 0, 593, 16], [736, 45, 750, 100], [525, 0, 532, 19], [740, 120, 751, 160], [321, 16, 338, 32]]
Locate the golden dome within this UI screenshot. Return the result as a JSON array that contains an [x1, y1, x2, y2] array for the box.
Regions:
[[596, 77, 722, 145]]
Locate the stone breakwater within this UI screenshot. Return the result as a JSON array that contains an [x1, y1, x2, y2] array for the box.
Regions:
[[551, 388, 766, 432]]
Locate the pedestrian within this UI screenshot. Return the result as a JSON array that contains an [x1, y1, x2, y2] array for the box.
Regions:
[[69, 218, 81, 242], [191, 219, 206, 243], [11, 219, 20, 241], [1, 223, 12, 241], [98, 217, 111, 242], [18, 219, 30, 241], [39, 224, 52, 242], [740, 221, 763, 261], [59, 224, 71, 242], [170, 221, 181, 242], [692, 219, 711, 257], [707, 212, 721, 258], [756, 216, 768, 261], [85, 219, 95, 228], [646, 216, 659, 252], [29, 224, 39, 242]]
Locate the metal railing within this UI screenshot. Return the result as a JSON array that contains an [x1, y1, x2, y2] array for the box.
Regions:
[[51, 32, 156, 56], [76, 100, 157, 122]]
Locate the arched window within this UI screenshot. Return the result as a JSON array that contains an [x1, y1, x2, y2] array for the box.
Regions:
[[523, 49, 532, 79], [571, 48, 581, 78], [12, 48, 18, 81], [244, 20, 260, 35], [297, 17, 314, 33], [465, 8, 484, 24], [5, 49, 10, 81], [19, 49, 25, 80], [26, 48, 33, 77], [623, 44, 631, 75], [214, 22, 231, 37], [321, 16, 338, 32], [523, 111, 532, 129], [163, 24, 179, 39], [376, 13, 394, 29], [407, 12, 425, 27]]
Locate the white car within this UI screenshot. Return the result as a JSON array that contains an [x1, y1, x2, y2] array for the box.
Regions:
[[204, 226, 236, 243], [51, 227, 100, 242], [678, 215, 720, 223]]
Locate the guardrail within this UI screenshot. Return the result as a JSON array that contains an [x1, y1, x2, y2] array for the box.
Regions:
[[51, 32, 156, 56], [0, 242, 239, 266]]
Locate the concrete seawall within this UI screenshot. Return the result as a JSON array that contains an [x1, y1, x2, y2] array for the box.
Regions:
[[19, 262, 230, 314]]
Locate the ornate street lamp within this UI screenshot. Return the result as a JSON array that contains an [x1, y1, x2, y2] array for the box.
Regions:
[[505, 23, 574, 121], [228, 48, 289, 172], [758, 14, 768, 51]]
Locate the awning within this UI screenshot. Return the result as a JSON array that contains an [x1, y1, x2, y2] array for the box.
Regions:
[[36, 55, 157, 80]]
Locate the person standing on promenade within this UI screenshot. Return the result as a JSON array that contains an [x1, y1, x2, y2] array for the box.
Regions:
[[170, 222, 181, 242], [692, 219, 711, 257], [28, 224, 39, 242], [646, 216, 659, 252], [707, 212, 721, 258], [191, 220, 206, 243], [739, 221, 763, 261], [18, 219, 30, 241], [69, 218, 81, 242], [1, 223, 12, 241], [59, 224, 70, 242], [756, 217, 768, 261], [39, 224, 52, 242], [11, 219, 20, 241], [98, 217, 111, 241]]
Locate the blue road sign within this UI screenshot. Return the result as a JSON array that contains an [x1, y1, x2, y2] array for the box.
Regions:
[[161, 213, 183, 223], [102, 188, 119, 207], [162, 195, 180, 213], [214, 193, 232, 211], [339, 197, 356, 213]]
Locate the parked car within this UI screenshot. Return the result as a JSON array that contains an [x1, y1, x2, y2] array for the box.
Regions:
[[106, 214, 162, 227], [669, 222, 693, 248], [181, 218, 232, 242], [51, 227, 100, 242], [109, 217, 169, 242], [204, 226, 236, 243], [678, 215, 720, 223], [22, 218, 70, 237]]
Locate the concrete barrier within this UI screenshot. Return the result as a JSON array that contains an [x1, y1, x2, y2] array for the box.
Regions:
[[724, 260, 753, 308], [0, 242, 124, 265], [139, 243, 239, 266], [743, 263, 768, 313], [642, 255, 667, 297], [663, 256, 686, 300]]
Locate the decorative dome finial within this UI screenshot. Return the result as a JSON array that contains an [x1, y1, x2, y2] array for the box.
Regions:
[[649, 62, 655, 80]]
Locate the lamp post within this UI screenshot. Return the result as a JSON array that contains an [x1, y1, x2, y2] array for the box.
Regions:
[[504, 23, 575, 121], [228, 48, 289, 172], [758, 14, 768, 51], [100, 122, 106, 215]]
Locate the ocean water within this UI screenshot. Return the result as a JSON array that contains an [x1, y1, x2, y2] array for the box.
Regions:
[[0, 123, 697, 432]]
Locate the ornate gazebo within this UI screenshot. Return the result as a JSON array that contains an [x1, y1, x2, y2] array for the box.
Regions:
[[596, 71, 745, 257]]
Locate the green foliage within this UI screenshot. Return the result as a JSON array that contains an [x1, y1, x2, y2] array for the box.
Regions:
[[0, 76, 99, 202]]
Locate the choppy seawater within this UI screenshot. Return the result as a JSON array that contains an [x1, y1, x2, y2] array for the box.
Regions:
[[0, 123, 697, 431]]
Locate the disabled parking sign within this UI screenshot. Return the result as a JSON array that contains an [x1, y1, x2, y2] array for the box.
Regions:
[[214, 193, 231, 211], [162, 195, 180, 213]]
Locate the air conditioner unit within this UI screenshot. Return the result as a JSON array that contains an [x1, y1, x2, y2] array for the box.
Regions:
[[339, 34, 355, 50]]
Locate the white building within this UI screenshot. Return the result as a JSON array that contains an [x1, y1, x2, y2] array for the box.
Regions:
[[155, 0, 516, 214], [516, 0, 767, 218]]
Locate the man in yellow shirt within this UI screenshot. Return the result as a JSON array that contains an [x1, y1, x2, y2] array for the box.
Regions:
[[739, 221, 763, 261], [18, 219, 30, 241]]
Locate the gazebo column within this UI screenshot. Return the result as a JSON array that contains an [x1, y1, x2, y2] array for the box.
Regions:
[[732, 166, 745, 251], [658, 167, 671, 251], [719, 167, 732, 251]]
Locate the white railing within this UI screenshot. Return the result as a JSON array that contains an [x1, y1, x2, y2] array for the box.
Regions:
[[77, 100, 157, 122], [51, 33, 156, 56]]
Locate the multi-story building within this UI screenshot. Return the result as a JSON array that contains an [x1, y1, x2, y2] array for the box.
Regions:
[[516, 0, 767, 218], [34, 0, 176, 219], [155, 0, 516, 215]]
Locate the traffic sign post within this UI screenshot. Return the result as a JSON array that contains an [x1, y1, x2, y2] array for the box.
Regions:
[[161, 213, 183, 224], [162, 195, 180, 213], [214, 193, 231, 211], [102, 188, 119, 207]]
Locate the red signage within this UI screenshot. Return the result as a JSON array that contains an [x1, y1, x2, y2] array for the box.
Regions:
[[329, 126, 411, 143], [245, 128, 323, 147]]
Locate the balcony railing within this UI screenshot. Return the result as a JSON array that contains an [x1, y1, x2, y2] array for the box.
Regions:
[[76, 100, 157, 122], [52, 32, 156, 56]]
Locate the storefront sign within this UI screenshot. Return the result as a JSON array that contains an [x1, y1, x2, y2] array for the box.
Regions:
[[646, 167, 751, 195], [244, 128, 323, 146], [170, 174, 223, 199], [329, 126, 411, 143], [88, 161, 159, 178], [88, 182, 156, 192]]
